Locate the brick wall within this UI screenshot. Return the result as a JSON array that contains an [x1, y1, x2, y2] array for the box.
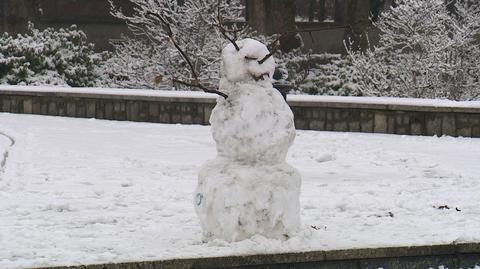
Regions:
[[1, 87, 479, 137]]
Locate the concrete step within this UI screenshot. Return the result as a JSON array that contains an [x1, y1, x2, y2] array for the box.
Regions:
[[36, 242, 480, 269]]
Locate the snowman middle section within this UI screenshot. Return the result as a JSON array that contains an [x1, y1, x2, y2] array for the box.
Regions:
[[195, 81, 301, 242]]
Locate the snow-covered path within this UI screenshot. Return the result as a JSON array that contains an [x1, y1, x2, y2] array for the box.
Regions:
[[0, 113, 479, 269]]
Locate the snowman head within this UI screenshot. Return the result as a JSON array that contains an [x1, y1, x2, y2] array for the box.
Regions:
[[221, 38, 276, 84]]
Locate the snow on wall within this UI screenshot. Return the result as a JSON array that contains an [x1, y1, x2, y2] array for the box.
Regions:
[[287, 95, 480, 109], [0, 85, 218, 100], [1, 85, 480, 109]]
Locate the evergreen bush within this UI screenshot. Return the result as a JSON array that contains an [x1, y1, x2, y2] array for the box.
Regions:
[[0, 23, 108, 87]]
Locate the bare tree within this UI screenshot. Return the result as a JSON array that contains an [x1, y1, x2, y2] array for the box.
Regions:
[[106, 0, 249, 98]]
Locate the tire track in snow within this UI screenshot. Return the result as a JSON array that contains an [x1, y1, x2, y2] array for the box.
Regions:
[[0, 131, 15, 172]]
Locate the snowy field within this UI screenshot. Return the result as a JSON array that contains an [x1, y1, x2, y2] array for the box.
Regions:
[[0, 113, 479, 269]]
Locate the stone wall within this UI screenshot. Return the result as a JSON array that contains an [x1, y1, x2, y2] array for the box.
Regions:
[[0, 88, 216, 125], [288, 98, 480, 137], [1, 86, 479, 138]]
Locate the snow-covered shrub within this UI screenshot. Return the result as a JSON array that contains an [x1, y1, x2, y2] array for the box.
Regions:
[[276, 51, 361, 96], [348, 0, 480, 101], [98, 37, 167, 89], [0, 23, 108, 87], [105, 0, 248, 91]]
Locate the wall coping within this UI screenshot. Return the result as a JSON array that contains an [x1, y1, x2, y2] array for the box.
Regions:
[[33, 242, 480, 269], [0, 85, 219, 103], [1, 85, 480, 113], [287, 95, 480, 113]]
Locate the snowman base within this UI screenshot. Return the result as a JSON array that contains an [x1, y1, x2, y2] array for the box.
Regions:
[[195, 158, 301, 242]]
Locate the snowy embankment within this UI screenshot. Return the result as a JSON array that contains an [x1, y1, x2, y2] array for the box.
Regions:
[[0, 113, 479, 269]]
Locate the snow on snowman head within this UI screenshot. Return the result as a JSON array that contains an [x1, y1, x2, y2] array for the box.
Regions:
[[220, 38, 276, 84]]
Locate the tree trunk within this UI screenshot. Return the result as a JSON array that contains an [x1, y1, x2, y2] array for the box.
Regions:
[[318, 0, 325, 21], [335, 0, 371, 51], [308, 0, 315, 22], [2, 0, 30, 33], [246, 0, 302, 52]]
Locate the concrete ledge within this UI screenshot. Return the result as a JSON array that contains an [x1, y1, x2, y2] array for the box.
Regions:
[[287, 95, 480, 114], [288, 100, 480, 114], [0, 87, 218, 104], [2, 86, 480, 137], [33, 242, 480, 269]]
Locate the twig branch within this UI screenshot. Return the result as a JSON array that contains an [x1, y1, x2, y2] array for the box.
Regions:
[[214, 24, 240, 51], [258, 26, 348, 64], [146, 11, 228, 99], [147, 12, 198, 79], [258, 40, 280, 64], [173, 78, 228, 99], [216, 0, 240, 51]]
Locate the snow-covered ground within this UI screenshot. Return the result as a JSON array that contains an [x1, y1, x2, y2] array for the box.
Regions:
[[0, 113, 479, 269]]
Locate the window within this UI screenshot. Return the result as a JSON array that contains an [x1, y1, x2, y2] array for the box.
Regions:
[[295, 0, 336, 23], [35, 0, 133, 23]]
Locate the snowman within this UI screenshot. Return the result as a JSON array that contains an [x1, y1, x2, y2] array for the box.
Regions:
[[195, 38, 301, 242]]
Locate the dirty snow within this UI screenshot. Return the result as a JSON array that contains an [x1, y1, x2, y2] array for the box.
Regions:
[[0, 113, 479, 268]]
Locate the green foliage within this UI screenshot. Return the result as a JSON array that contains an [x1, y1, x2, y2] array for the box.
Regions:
[[0, 23, 109, 87]]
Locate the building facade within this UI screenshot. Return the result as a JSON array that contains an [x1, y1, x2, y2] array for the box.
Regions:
[[0, 0, 130, 51], [1, 0, 390, 53]]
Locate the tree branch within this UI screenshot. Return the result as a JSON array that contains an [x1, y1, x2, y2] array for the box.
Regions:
[[258, 26, 347, 64], [146, 11, 228, 99], [216, 0, 240, 51], [173, 78, 228, 99]]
